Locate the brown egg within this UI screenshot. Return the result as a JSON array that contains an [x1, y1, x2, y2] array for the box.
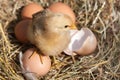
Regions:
[[22, 48, 51, 77], [21, 3, 44, 19], [64, 28, 97, 56], [48, 2, 76, 23], [14, 19, 32, 43]]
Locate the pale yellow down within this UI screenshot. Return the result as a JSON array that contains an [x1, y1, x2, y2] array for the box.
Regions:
[[27, 9, 75, 56]]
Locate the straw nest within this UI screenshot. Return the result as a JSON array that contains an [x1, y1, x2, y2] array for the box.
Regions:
[[0, 0, 120, 80]]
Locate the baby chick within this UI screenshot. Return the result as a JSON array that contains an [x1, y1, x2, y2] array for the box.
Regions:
[[27, 9, 75, 56]]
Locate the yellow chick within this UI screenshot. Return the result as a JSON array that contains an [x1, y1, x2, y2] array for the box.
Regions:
[[27, 9, 75, 56]]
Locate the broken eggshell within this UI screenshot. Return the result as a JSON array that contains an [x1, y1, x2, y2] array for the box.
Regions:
[[64, 28, 97, 56], [19, 48, 51, 80]]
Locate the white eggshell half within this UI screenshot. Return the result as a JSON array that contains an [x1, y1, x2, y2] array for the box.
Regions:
[[64, 28, 97, 55]]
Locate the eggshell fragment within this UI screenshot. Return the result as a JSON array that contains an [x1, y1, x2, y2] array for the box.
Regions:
[[64, 30, 78, 55], [48, 2, 76, 23], [21, 3, 44, 19], [14, 19, 32, 43], [21, 48, 51, 77], [64, 28, 97, 56]]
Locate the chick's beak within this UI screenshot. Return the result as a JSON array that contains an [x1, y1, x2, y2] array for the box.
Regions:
[[70, 24, 77, 29]]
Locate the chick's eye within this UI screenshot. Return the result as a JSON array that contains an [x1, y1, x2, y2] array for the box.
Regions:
[[64, 25, 69, 28]]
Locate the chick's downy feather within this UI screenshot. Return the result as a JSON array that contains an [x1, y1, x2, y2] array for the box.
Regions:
[[27, 9, 73, 56]]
